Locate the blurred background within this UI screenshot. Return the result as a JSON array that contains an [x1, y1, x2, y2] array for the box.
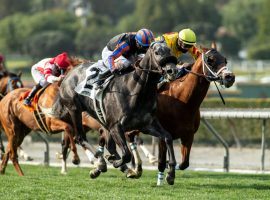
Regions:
[[1, 0, 270, 148]]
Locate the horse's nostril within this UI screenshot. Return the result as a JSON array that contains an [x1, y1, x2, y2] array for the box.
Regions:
[[167, 69, 173, 74]]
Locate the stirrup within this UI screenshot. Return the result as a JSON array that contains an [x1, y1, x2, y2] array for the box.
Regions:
[[24, 98, 32, 106]]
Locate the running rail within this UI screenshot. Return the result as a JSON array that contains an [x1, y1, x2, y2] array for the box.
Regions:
[[201, 108, 270, 172]]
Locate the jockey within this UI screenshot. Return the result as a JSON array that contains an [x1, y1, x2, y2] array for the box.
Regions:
[[24, 52, 71, 106], [96, 28, 155, 84], [155, 28, 200, 76]]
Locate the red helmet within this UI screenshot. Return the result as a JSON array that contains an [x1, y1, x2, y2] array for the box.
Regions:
[[0, 54, 4, 63], [49, 52, 70, 69]]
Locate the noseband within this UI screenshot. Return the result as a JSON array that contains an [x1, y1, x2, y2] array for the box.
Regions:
[[184, 50, 228, 82]]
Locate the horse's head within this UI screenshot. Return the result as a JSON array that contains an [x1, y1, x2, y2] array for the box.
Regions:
[[5, 71, 24, 93], [139, 42, 178, 81], [202, 49, 235, 88]]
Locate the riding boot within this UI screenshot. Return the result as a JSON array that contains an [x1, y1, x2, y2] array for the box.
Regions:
[[24, 83, 42, 106], [95, 70, 112, 87]]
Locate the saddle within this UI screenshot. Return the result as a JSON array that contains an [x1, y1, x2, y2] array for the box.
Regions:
[[75, 60, 114, 125]]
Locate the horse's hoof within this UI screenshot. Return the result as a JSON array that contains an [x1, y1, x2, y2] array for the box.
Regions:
[[96, 157, 107, 173], [61, 171, 67, 175], [90, 169, 101, 179], [177, 162, 189, 170], [135, 166, 143, 178], [105, 154, 117, 164], [113, 160, 123, 168], [126, 169, 137, 179], [72, 158, 80, 165], [166, 174, 175, 185]]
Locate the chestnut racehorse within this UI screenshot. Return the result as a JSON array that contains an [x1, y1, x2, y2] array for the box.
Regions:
[[0, 58, 83, 176]]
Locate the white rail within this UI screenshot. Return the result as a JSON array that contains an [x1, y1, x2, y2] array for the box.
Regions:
[[201, 108, 268, 172]]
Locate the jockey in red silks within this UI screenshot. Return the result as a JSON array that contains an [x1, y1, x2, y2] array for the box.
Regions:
[[24, 52, 71, 106], [94, 28, 155, 85]]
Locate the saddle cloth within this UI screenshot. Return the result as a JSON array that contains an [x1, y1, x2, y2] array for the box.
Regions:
[[75, 60, 114, 125]]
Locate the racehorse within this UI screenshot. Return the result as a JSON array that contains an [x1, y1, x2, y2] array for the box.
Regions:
[[53, 42, 179, 185], [0, 58, 83, 176], [0, 71, 24, 158], [91, 43, 235, 185]]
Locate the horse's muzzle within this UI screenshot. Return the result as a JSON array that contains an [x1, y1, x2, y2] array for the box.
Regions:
[[221, 72, 235, 88], [164, 63, 177, 81]]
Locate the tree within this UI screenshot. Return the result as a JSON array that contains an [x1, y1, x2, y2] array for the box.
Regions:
[[0, 0, 31, 19], [26, 31, 75, 59], [222, 0, 264, 47]]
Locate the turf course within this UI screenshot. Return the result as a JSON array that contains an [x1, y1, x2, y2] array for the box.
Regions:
[[0, 165, 270, 199]]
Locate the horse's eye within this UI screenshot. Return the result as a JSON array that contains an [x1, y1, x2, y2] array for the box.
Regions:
[[155, 51, 159, 55], [207, 56, 214, 64]]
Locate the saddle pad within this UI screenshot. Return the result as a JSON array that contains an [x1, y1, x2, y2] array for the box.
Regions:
[[75, 60, 108, 99]]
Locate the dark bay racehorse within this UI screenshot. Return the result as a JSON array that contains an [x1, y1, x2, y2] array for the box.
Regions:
[[91, 44, 235, 184], [124, 44, 235, 184], [0, 58, 83, 176], [54, 42, 179, 185], [0, 71, 23, 157]]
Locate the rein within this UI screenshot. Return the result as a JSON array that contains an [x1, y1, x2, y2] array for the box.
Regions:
[[184, 50, 227, 105], [134, 63, 163, 74]]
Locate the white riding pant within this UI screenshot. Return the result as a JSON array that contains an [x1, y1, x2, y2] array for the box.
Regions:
[[31, 66, 48, 87], [102, 46, 132, 70]]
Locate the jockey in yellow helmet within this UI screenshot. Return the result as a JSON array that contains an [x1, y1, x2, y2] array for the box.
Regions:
[[155, 29, 200, 81], [156, 28, 200, 60]]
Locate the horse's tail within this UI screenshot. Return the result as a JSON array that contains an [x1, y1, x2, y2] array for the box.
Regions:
[[51, 94, 69, 118]]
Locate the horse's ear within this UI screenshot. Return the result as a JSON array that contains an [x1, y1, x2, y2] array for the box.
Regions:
[[211, 41, 217, 49], [17, 71, 22, 78]]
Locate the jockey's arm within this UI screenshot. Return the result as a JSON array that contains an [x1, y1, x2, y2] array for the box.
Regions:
[[44, 66, 61, 83], [108, 42, 130, 71]]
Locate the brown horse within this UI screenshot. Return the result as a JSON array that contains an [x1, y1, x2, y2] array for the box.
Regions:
[[0, 71, 24, 157], [90, 44, 235, 184], [0, 58, 83, 176]]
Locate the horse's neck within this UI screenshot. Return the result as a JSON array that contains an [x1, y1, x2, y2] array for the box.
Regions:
[[170, 58, 210, 108]]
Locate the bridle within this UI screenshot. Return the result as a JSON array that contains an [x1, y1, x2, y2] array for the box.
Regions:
[[184, 49, 228, 82], [184, 49, 229, 105]]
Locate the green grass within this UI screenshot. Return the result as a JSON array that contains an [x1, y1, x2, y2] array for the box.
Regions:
[[1, 165, 270, 200]]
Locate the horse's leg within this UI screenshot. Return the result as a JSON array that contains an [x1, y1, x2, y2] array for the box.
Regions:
[[50, 119, 80, 168], [0, 143, 10, 174], [126, 131, 142, 178], [60, 133, 70, 174], [157, 138, 167, 186], [9, 136, 24, 176], [109, 124, 132, 168], [142, 119, 176, 185], [0, 135, 4, 160], [136, 135, 158, 164], [177, 134, 194, 170]]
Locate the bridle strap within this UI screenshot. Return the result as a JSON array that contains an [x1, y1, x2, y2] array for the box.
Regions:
[[134, 63, 164, 74]]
